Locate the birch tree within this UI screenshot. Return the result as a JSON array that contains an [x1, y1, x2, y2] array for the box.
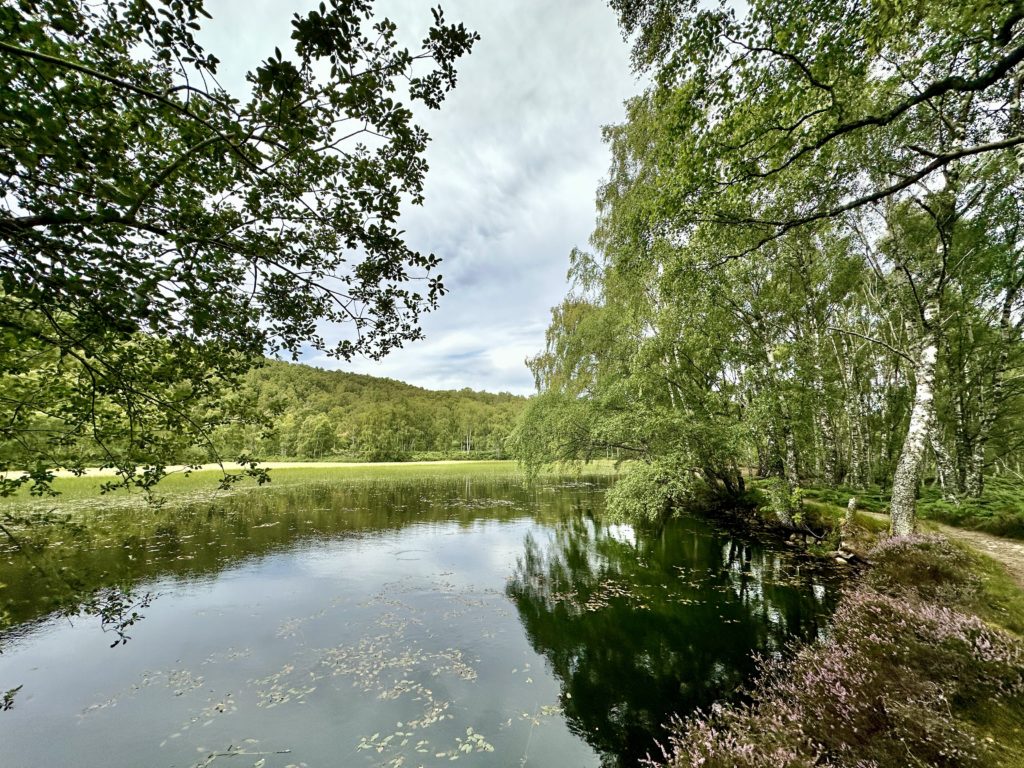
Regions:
[[602, 0, 1024, 532]]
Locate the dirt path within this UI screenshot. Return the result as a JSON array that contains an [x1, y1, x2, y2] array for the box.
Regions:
[[861, 510, 1024, 588]]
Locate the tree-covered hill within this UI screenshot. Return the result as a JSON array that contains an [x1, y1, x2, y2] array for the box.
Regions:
[[207, 360, 526, 463], [0, 358, 526, 472]]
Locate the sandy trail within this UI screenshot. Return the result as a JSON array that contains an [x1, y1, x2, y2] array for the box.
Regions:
[[862, 510, 1024, 588]]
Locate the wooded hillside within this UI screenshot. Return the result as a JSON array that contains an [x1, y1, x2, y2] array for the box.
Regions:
[[0, 358, 525, 470], [213, 360, 525, 462]]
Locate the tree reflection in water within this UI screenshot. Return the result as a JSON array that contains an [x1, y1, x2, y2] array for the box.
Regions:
[[506, 507, 840, 766]]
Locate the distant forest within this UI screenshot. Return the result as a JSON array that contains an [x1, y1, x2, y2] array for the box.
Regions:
[[214, 361, 526, 462], [0, 359, 525, 470]]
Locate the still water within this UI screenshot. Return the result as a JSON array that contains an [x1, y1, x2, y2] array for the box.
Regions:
[[0, 474, 840, 767]]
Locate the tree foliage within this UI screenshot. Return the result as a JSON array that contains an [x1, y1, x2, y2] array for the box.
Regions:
[[212, 360, 525, 463], [610, 0, 1023, 250], [0, 0, 477, 492], [517, 0, 1024, 531]]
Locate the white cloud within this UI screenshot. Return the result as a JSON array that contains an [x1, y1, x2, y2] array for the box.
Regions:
[[200, 1, 641, 394]]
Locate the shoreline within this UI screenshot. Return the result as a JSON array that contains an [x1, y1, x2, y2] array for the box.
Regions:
[[1, 458, 516, 480]]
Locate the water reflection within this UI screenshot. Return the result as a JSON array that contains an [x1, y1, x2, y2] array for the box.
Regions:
[[0, 478, 538, 629], [507, 510, 839, 765], [1, 476, 840, 768]]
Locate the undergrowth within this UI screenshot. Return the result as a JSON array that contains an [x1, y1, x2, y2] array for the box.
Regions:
[[918, 477, 1024, 539], [801, 477, 1024, 539], [650, 535, 1024, 767]]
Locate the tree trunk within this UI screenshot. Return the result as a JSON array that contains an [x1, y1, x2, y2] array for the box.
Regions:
[[850, 409, 868, 488], [929, 420, 959, 503], [819, 412, 839, 487], [848, 417, 863, 487], [890, 306, 939, 536], [767, 413, 800, 529], [784, 420, 799, 491], [756, 441, 769, 478], [840, 496, 857, 546], [834, 334, 867, 489], [966, 442, 986, 497], [953, 395, 971, 495], [965, 279, 1020, 497]]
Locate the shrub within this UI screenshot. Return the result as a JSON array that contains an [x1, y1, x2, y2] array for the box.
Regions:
[[865, 534, 979, 604], [649, 536, 1024, 768], [604, 459, 701, 523]]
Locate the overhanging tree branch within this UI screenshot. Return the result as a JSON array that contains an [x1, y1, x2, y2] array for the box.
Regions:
[[735, 36, 1024, 183], [718, 132, 1024, 261], [0, 40, 262, 173]]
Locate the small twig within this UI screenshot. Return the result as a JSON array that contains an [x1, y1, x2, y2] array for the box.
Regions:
[[194, 747, 292, 767]]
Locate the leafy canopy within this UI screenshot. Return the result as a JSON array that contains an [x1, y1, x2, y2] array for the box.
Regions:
[[0, 0, 477, 492], [609, 0, 1024, 254], [516, 0, 1024, 527]]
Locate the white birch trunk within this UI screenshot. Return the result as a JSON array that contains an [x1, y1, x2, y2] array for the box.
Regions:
[[929, 419, 959, 503], [819, 413, 838, 487], [890, 304, 939, 536], [840, 495, 857, 545]]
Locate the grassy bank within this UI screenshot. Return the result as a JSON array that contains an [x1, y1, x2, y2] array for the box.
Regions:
[[785, 477, 1024, 540], [652, 525, 1024, 767], [915, 478, 1024, 539], [0, 459, 618, 507]]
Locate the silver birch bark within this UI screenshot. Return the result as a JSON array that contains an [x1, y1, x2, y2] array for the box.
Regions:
[[833, 333, 867, 488], [890, 301, 939, 536], [811, 328, 838, 487], [840, 495, 858, 546], [929, 419, 959, 503], [819, 413, 838, 488]]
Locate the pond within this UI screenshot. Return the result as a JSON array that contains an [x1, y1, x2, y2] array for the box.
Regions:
[[0, 472, 841, 767]]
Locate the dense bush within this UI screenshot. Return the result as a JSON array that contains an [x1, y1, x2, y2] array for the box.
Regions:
[[864, 535, 980, 603], [649, 536, 1024, 768], [604, 460, 702, 522]]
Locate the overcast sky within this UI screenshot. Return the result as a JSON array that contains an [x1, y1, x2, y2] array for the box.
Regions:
[[202, 1, 641, 395]]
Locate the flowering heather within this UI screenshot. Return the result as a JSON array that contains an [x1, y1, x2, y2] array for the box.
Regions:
[[648, 535, 1024, 768]]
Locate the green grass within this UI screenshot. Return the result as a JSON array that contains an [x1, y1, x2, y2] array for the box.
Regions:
[[797, 478, 1024, 539], [917, 477, 1024, 539], [967, 542, 1024, 637], [746, 480, 889, 541], [799, 484, 889, 514], [800, 498, 889, 532], [1, 459, 618, 507], [954, 543, 1024, 766]]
